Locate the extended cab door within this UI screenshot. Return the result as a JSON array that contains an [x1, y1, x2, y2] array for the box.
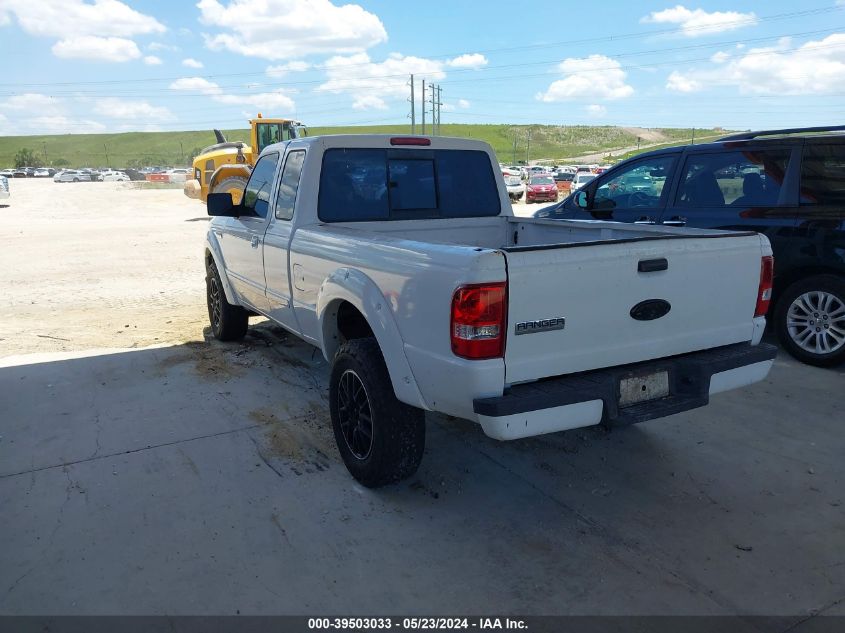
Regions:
[[263, 148, 306, 333], [218, 152, 280, 312]]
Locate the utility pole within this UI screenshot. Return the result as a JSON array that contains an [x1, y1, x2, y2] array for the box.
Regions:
[[437, 85, 443, 135], [512, 134, 517, 165], [103, 144, 110, 168], [180, 141, 184, 165], [409, 74, 415, 134], [421, 79, 426, 135], [42, 142, 48, 165], [430, 84, 437, 136], [690, 127, 696, 145], [526, 129, 531, 164]]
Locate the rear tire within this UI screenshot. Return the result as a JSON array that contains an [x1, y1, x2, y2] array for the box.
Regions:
[[206, 259, 249, 341], [329, 338, 425, 487], [774, 275, 845, 367]]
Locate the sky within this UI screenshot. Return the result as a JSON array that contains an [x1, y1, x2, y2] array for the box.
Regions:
[[0, 0, 844, 135]]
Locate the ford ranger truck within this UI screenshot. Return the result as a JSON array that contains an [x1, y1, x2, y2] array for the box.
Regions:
[[203, 135, 777, 487]]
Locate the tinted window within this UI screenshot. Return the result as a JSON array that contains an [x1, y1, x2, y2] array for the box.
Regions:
[[800, 144, 845, 205], [592, 155, 676, 211], [676, 149, 790, 207], [318, 149, 500, 222], [242, 152, 279, 218], [275, 150, 305, 220]]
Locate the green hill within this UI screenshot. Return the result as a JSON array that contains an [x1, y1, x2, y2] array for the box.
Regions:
[[0, 124, 729, 168]]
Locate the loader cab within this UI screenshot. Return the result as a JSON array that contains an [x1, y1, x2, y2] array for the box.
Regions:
[[251, 118, 307, 154]]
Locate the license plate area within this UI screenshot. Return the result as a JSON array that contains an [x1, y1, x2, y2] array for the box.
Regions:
[[619, 370, 670, 408]]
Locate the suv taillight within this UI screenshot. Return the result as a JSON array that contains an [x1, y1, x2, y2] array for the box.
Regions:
[[755, 256, 774, 317], [451, 283, 507, 359]]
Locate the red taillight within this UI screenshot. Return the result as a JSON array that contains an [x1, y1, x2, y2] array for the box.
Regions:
[[755, 256, 774, 317], [451, 282, 507, 359], [390, 137, 431, 146]]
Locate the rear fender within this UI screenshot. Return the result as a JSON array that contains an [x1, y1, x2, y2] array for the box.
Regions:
[[317, 268, 427, 410]]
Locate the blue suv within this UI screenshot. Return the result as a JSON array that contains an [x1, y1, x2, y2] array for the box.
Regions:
[[536, 125, 845, 367]]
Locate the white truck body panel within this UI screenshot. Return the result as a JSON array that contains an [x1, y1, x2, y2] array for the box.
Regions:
[[205, 134, 776, 438]]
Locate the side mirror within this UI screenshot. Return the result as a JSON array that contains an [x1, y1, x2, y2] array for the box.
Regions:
[[574, 190, 589, 209], [207, 192, 240, 217]]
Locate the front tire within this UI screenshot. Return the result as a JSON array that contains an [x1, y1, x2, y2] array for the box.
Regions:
[[774, 275, 845, 367], [329, 338, 425, 487], [206, 260, 249, 341]]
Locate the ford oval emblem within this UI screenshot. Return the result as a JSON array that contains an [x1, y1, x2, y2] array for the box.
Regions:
[[630, 299, 671, 321]]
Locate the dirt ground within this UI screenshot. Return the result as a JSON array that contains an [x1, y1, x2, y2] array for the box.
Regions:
[[0, 179, 212, 357]]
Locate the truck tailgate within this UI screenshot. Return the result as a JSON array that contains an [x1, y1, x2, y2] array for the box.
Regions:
[[503, 234, 764, 384]]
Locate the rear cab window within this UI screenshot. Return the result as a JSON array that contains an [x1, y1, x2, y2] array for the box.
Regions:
[[318, 148, 501, 222]]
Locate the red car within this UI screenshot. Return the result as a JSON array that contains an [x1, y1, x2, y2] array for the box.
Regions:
[[525, 175, 558, 203]]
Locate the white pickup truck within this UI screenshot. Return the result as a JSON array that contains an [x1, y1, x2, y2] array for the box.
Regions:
[[204, 135, 777, 487]]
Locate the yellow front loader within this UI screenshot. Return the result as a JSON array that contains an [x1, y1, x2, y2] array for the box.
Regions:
[[184, 115, 306, 204]]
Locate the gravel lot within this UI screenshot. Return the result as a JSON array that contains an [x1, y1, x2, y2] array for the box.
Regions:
[[1, 179, 843, 618]]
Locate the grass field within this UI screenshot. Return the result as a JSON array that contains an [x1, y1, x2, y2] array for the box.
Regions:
[[0, 124, 729, 168]]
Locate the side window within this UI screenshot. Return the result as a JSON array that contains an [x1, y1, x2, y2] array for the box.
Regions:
[[800, 144, 845, 205], [274, 150, 306, 220], [204, 159, 215, 185], [593, 155, 677, 210], [676, 149, 790, 207], [242, 152, 279, 219]]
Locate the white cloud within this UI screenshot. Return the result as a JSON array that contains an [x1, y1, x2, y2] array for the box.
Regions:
[[641, 5, 756, 37], [93, 98, 174, 121], [1, 0, 164, 61], [457, 99, 470, 109], [169, 76, 222, 95], [447, 53, 488, 70], [266, 60, 310, 77], [182, 57, 204, 68], [318, 52, 446, 110], [665, 33, 845, 95], [148, 42, 180, 52], [586, 104, 607, 118], [143, 55, 162, 65], [666, 71, 703, 93], [0, 93, 106, 135], [536, 55, 634, 102], [170, 76, 295, 111], [197, 0, 386, 60], [710, 51, 730, 64], [52, 36, 142, 61]]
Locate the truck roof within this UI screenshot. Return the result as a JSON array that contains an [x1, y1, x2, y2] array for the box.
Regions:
[[259, 134, 496, 158]]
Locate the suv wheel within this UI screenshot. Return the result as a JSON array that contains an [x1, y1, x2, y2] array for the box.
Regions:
[[329, 338, 425, 487], [774, 275, 845, 367], [206, 260, 249, 341]]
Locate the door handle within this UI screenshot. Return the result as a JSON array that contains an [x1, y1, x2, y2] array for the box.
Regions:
[[251, 235, 261, 248], [664, 216, 687, 227], [634, 216, 656, 224]]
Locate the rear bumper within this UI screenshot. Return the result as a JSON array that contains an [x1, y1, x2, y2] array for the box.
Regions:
[[474, 342, 777, 440]]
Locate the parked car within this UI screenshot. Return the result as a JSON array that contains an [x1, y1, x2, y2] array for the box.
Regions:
[[504, 173, 525, 201], [11, 168, 27, 178], [525, 175, 558, 203], [205, 134, 776, 486], [0, 175, 9, 201], [34, 168, 51, 178], [167, 168, 190, 182], [101, 170, 130, 182], [570, 172, 596, 192], [0, 169, 13, 178], [553, 171, 574, 194], [54, 170, 92, 183], [535, 125, 845, 366]]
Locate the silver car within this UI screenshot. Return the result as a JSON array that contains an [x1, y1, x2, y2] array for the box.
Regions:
[[53, 170, 92, 183]]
